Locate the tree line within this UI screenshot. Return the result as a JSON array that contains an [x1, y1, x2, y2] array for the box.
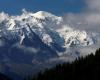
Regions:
[[27, 48, 100, 80]]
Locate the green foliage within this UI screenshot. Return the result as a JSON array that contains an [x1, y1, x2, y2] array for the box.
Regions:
[[28, 48, 100, 80]]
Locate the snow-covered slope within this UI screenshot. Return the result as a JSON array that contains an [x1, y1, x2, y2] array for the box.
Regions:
[[57, 26, 94, 47], [0, 10, 94, 50]]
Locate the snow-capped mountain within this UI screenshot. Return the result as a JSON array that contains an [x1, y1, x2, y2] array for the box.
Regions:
[[0, 10, 98, 80], [0, 10, 94, 51]]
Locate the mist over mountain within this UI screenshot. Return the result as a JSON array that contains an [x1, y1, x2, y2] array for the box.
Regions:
[[0, 9, 100, 80]]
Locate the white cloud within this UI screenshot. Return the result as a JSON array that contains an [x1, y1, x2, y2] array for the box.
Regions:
[[85, 0, 100, 31], [86, 0, 100, 12], [86, 13, 100, 24], [84, 0, 100, 26], [62, 0, 100, 32]]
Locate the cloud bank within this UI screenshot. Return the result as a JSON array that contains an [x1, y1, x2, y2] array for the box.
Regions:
[[62, 0, 100, 32], [86, 0, 100, 12]]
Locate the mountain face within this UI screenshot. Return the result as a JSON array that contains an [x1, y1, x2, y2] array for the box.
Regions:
[[0, 10, 97, 79]]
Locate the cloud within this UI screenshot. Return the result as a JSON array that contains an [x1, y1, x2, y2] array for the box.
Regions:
[[85, 0, 100, 31], [62, 0, 100, 32], [86, 13, 100, 24], [86, 0, 100, 12]]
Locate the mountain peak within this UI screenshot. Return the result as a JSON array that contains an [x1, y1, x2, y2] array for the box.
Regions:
[[21, 10, 61, 20], [33, 11, 54, 18]]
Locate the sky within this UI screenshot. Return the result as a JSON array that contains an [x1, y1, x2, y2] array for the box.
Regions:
[[0, 0, 86, 15]]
